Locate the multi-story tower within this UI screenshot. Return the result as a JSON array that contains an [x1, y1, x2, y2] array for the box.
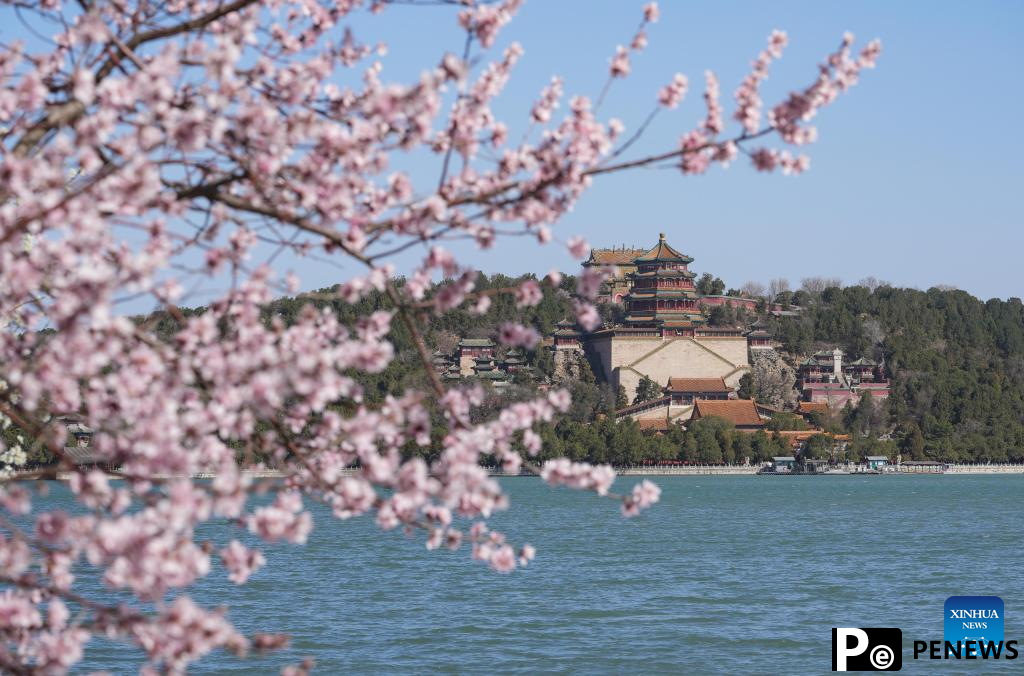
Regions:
[[623, 233, 705, 333]]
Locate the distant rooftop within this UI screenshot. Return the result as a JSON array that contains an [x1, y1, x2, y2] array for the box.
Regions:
[[665, 377, 730, 393], [458, 338, 495, 347], [584, 247, 647, 267], [635, 233, 693, 264], [692, 399, 763, 428]]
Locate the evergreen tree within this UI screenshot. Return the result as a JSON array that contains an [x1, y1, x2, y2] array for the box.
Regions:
[[632, 376, 662, 405]]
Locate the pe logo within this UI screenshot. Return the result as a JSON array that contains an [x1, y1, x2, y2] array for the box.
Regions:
[[945, 596, 1003, 658], [832, 628, 902, 671]]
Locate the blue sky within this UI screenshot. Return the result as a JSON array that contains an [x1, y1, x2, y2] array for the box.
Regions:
[[7, 1, 1022, 304], [346, 0, 1022, 300]]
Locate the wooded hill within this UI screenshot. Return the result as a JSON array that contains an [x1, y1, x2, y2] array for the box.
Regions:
[[57, 274, 1024, 466]]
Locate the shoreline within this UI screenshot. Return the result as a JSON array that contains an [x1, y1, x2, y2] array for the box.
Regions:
[[24, 462, 1024, 481]]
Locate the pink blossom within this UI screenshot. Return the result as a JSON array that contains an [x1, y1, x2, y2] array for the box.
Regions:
[[541, 459, 616, 496], [498, 322, 541, 349], [247, 493, 313, 544], [577, 267, 610, 299], [133, 596, 246, 671], [0, 589, 42, 629], [566, 236, 590, 260], [703, 70, 723, 135], [657, 73, 688, 109], [679, 130, 711, 175], [622, 479, 662, 517], [751, 147, 780, 172], [489, 544, 517, 573], [609, 46, 631, 78], [445, 530, 463, 550], [522, 429, 542, 457], [220, 540, 266, 584], [531, 77, 563, 123], [0, 1, 880, 667], [458, 0, 524, 48], [471, 295, 492, 315], [515, 280, 543, 307], [573, 300, 602, 332], [0, 486, 31, 515]]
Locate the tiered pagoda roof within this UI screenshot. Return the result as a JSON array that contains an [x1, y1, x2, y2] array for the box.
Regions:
[[634, 233, 694, 264], [622, 234, 706, 329], [474, 356, 496, 370], [552, 319, 581, 337]]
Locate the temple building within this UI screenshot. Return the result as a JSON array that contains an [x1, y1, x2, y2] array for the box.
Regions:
[[622, 234, 706, 333], [431, 350, 461, 382], [745, 327, 774, 350], [583, 246, 647, 304], [501, 349, 528, 375], [471, 354, 510, 388], [551, 319, 582, 351], [798, 348, 890, 406], [663, 377, 732, 406], [586, 234, 750, 398], [457, 338, 496, 376], [689, 399, 765, 431]]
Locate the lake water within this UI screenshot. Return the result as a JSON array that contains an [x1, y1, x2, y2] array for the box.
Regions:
[[39, 475, 1024, 673]]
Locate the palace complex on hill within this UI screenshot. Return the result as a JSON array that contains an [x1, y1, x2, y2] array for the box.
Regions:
[[434, 233, 888, 449], [568, 234, 889, 439], [583, 234, 752, 403], [797, 348, 890, 407], [432, 338, 533, 390]]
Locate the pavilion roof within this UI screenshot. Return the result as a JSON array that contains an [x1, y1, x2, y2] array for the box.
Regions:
[[665, 377, 730, 393], [691, 399, 763, 427], [475, 369, 508, 380], [798, 401, 830, 414], [635, 233, 693, 263], [459, 338, 495, 348], [638, 418, 672, 432], [584, 248, 647, 266]]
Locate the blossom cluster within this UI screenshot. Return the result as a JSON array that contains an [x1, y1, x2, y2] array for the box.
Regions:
[[0, 0, 878, 670]]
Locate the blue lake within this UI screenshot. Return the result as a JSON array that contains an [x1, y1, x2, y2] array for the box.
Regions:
[[50, 474, 1024, 673]]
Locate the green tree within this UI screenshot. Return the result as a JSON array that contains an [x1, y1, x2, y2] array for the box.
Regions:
[[615, 385, 629, 409], [902, 425, 926, 460], [633, 375, 662, 405], [737, 372, 754, 400], [802, 434, 833, 460], [697, 273, 727, 296], [732, 433, 753, 465], [765, 412, 808, 432]]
